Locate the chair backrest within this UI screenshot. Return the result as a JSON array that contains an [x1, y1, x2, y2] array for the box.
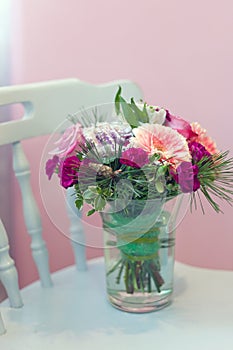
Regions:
[[0, 79, 143, 290]]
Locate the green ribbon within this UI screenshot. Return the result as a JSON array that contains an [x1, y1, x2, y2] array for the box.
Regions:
[[120, 250, 160, 262]]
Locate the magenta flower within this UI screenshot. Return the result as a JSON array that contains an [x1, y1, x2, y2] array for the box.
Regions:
[[120, 148, 150, 168], [189, 141, 211, 163], [172, 162, 200, 193], [164, 110, 197, 140], [45, 155, 59, 180], [59, 156, 81, 189]]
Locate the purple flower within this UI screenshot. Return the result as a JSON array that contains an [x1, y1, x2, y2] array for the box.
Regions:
[[59, 156, 81, 189], [95, 131, 112, 145], [83, 122, 133, 159], [189, 141, 211, 163], [45, 155, 59, 180], [172, 162, 200, 193], [120, 148, 150, 168]]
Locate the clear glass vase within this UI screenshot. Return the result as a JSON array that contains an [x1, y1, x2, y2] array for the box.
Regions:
[[101, 197, 181, 313]]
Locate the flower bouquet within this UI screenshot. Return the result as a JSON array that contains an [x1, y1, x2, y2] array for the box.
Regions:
[[46, 87, 233, 313]]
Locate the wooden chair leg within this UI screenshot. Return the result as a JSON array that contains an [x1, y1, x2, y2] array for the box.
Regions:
[[66, 188, 87, 271], [0, 219, 23, 308], [0, 312, 6, 335], [13, 142, 52, 287]]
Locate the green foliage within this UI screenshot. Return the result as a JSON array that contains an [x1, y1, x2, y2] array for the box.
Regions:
[[75, 198, 83, 210], [114, 86, 149, 128], [87, 209, 96, 216], [94, 195, 106, 211]]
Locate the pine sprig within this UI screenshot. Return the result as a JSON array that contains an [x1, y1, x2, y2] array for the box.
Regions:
[[196, 151, 233, 212]]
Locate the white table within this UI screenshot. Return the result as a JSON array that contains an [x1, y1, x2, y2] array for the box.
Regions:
[[1, 258, 233, 350]]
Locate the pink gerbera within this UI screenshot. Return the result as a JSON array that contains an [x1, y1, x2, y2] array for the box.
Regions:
[[131, 124, 191, 166], [191, 122, 218, 154]]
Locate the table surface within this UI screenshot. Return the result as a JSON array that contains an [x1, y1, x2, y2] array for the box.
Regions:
[[1, 258, 233, 350]]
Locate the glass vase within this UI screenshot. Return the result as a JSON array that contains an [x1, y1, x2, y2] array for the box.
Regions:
[[101, 197, 181, 313]]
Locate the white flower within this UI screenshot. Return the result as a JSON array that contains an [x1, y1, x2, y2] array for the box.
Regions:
[[136, 102, 166, 125]]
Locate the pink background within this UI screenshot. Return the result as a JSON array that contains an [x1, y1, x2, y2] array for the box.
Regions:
[[1, 0, 233, 298]]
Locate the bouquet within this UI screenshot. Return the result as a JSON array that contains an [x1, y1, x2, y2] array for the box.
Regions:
[[45, 87, 233, 310], [46, 87, 233, 214]]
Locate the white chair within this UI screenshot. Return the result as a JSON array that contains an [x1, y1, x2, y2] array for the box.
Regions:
[[0, 78, 142, 333], [1, 79, 233, 349], [0, 78, 142, 283]]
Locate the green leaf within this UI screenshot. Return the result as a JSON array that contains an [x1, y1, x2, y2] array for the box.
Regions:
[[119, 96, 139, 128], [87, 208, 96, 216], [156, 165, 167, 177], [149, 153, 161, 163], [114, 86, 139, 128], [130, 98, 149, 123], [75, 199, 83, 210], [115, 86, 122, 115], [83, 189, 97, 201], [88, 186, 98, 194], [94, 195, 106, 211], [143, 103, 148, 117], [155, 180, 165, 193]]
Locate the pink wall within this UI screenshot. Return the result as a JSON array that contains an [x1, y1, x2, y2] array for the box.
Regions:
[[3, 0, 233, 295]]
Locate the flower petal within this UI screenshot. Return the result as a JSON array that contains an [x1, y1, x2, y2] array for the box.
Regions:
[[131, 123, 191, 166]]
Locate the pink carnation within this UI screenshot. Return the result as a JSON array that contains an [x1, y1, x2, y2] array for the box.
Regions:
[[191, 122, 218, 154], [59, 156, 81, 189], [172, 162, 200, 193]]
